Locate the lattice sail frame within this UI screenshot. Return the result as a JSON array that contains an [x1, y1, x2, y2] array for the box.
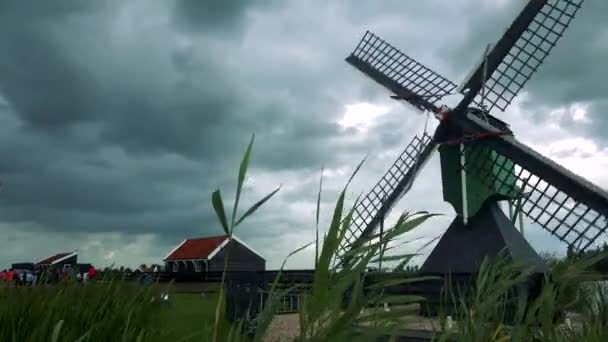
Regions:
[[346, 30, 457, 112], [460, 141, 608, 252], [468, 0, 585, 113], [336, 133, 434, 258]]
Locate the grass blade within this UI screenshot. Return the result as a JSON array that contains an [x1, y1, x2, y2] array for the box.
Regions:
[[50, 320, 64, 342], [212, 190, 230, 236], [315, 166, 324, 269], [74, 329, 92, 342], [281, 240, 315, 269], [234, 185, 281, 227], [346, 155, 367, 188], [232, 134, 255, 229]]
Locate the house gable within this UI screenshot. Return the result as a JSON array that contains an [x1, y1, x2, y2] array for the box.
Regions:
[[209, 239, 264, 262], [207, 239, 265, 272], [37, 251, 78, 265], [230, 236, 264, 260], [163, 235, 227, 261], [163, 235, 265, 272]]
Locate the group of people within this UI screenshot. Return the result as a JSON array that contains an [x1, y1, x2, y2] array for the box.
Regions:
[[0, 265, 97, 286], [0, 269, 35, 285]]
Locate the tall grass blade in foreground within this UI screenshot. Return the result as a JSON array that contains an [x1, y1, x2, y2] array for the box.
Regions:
[[210, 133, 281, 342], [210, 151, 440, 341], [288, 158, 437, 341], [315, 166, 324, 269], [231, 134, 255, 231], [252, 241, 315, 342]]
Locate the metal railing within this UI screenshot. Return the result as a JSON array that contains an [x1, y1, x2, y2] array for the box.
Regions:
[[258, 289, 307, 314]]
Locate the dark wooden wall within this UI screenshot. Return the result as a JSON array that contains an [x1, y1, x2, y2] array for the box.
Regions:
[[54, 255, 78, 270], [208, 239, 265, 272]]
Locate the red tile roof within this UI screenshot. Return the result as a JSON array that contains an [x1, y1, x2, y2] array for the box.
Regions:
[[37, 252, 74, 265], [164, 235, 228, 261]]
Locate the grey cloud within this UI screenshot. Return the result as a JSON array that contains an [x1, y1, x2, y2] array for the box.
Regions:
[[586, 101, 608, 144], [171, 0, 282, 36], [521, 0, 608, 144], [173, 0, 247, 33], [0, 0, 108, 16], [523, 0, 608, 105]]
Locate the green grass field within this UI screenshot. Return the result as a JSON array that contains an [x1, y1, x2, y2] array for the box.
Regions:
[[156, 292, 232, 342], [0, 281, 238, 342]]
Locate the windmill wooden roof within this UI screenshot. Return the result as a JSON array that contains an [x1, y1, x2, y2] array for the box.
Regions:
[[163, 235, 264, 261], [37, 251, 77, 265]]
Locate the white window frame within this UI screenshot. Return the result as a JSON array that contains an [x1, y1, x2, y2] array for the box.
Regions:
[[172, 262, 178, 272], [194, 260, 202, 272]]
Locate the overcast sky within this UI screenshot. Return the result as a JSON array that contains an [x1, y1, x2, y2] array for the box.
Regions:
[[0, 0, 607, 270]]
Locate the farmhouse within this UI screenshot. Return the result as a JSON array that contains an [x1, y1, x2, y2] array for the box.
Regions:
[[10, 262, 35, 271], [163, 235, 265, 273], [34, 250, 93, 273], [37, 251, 78, 272]]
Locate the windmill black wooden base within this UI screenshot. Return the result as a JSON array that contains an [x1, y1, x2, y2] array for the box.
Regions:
[[418, 200, 548, 319]]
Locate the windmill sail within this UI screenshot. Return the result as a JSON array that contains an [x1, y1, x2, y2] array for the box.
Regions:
[[340, 30, 459, 264], [346, 30, 457, 114], [460, 114, 608, 252], [456, 0, 585, 113], [336, 133, 436, 263]]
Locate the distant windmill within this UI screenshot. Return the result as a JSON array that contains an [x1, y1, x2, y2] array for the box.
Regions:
[[338, 0, 607, 279]]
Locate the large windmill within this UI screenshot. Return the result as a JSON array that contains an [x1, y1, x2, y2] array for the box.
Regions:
[[339, 0, 608, 276]]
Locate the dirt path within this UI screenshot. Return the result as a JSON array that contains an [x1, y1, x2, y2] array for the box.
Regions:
[[263, 305, 435, 342], [264, 314, 300, 342], [263, 308, 585, 341]]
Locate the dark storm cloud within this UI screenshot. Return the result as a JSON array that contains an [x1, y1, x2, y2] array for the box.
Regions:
[[171, 0, 282, 35], [0, 0, 346, 167], [173, 0, 248, 34], [0, 0, 108, 16], [0, 0, 112, 128], [0, 109, 224, 238], [0, 10, 245, 161], [0, 0, 364, 249]]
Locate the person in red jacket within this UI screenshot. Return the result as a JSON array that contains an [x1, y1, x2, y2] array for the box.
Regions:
[[88, 266, 96, 280]]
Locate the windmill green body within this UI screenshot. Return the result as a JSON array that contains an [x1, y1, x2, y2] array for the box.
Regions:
[[439, 143, 519, 218]]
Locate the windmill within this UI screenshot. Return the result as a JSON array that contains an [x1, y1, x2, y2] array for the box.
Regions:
[[339, 0, 608, 279]]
